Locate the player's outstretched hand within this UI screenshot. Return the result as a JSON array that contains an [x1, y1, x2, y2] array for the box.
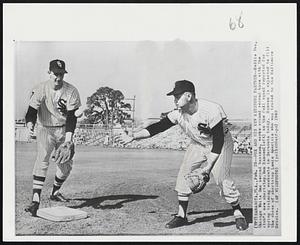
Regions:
[[114, 131, 134, 145]]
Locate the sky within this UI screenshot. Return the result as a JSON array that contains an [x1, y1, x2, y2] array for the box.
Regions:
[[14, 41, 252, 121]]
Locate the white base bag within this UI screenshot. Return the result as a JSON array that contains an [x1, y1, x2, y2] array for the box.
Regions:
[[37, 206, 88, 222]]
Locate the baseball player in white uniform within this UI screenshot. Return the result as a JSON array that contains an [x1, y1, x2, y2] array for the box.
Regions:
[[24, 59, 81, 216], [116, 80, 248, 230]]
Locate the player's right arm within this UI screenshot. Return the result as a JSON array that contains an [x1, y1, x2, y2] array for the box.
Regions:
[[25, 106, 38, 137], [25, 85, 44, 136], [115, 111, 178, 145]]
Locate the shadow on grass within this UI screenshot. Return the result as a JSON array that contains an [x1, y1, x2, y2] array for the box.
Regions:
[[68, 194, 159, 210], [187, 208, 252, 227]]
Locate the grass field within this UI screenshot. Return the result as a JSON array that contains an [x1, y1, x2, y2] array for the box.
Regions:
[[15, 142, 253, 236]]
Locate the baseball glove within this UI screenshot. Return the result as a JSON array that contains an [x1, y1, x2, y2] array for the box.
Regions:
[[184, 168, 210, 194], [54, 141, 75, 165]]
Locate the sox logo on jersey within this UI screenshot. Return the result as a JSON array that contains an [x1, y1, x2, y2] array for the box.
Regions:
[[57, 98, 67, 116], [197, 123, 212, 136]]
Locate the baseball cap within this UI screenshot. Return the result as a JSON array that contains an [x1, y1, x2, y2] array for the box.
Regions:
[[166, 80, 195, 96], [49, 59, 68, 74]]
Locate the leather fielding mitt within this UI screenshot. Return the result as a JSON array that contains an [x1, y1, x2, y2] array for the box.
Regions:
[[184, 168, 210, 194], [54, 141, 75, 165]]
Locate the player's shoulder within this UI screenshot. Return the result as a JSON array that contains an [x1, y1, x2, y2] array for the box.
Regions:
[[33, 80, 48, 88], [63, 81, 79, 91], [31, 80, 49, 93], [197, 98, 223, 111], [167, 108, 181, 122], [197, 98, 227, 120], [168, 108, 181, 116], [62, 81, 80, 97], [63, 81, 76, 88]]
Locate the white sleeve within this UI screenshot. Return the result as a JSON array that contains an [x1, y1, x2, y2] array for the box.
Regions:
[[209, 105, 226, 129], [67, 88, 81, 111], [167, 110, 180, 124], [29, 85, 44, 110]]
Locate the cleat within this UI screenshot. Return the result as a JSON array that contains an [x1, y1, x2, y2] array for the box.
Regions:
[[25, 202, 39, 217], [165, 215, 188, 229], [235, 216, 248, 230], [50, 192, 69, 202]]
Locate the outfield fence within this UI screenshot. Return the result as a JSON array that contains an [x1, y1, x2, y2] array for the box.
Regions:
[[15, 121, 252, 154]]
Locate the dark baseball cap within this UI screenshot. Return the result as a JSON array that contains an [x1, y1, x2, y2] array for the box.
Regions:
[[49, 59, 68, 74], [167, 80, 195, 96]]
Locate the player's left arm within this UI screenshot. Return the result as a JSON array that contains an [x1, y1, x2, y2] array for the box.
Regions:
[[65, 88, 81, 142], [65, 109, 78, 142], [203, 120, 224, 174], [115, 112, 177, 145], [144, 115, 176, 137], [127, 116, 176, 142]]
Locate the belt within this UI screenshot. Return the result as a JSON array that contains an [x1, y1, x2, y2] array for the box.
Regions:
[[43, 125, 65, 128]]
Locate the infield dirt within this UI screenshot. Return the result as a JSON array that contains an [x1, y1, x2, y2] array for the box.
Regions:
[[15, 142, 253, 236]]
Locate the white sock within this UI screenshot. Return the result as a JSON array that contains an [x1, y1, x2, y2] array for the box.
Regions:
[[178, 205, 185, 217], [33, 193, 40, 203], [177, 194, 189, 218], [233, 209, 243, 217]]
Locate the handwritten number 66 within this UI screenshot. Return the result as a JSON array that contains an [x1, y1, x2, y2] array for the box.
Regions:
[[229, 13, 244, 30]]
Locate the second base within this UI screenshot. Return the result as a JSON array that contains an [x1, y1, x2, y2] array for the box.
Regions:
[[37, 206, 88, 222]]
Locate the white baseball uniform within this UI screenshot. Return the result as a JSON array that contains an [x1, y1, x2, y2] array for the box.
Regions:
[[29, 80, 81, 179], [167, 98, 240, 204]]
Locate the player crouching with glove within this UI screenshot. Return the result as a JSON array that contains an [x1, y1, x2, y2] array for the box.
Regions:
[[115, 80, 248, 230], [24, 59, 81, 216]]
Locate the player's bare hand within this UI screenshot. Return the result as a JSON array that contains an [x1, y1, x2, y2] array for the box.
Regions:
[[26, 122, 35, 142], [114, 132, 134, 145]]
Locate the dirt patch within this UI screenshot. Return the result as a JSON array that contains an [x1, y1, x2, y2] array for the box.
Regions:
[[15, 142, 252, 236]]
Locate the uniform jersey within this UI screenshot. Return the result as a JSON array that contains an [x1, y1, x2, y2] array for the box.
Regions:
[[167, 98, 230, 146], [29, 80, 81, 127], [170, 99, 240, 203]]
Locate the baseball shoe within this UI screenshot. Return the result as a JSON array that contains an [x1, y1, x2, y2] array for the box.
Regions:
[[165, 215, 188, 229], [235, 215, 248, 231], [25, 201, 39, 217], [50, 192, 69, 202]]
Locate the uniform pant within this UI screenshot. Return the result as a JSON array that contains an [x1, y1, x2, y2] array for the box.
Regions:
[[32, 125, 73, 179], [175, 132, 240, 204]]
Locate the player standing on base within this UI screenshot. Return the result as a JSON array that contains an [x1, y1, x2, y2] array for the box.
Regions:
[[116, 80, 248, 230], [24, 59, 81, 216]]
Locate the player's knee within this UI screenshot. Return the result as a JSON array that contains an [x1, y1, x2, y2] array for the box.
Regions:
[[37, 150, 53, 162], [221, 179, 240, 198], [222, 179, 233, 193], [214, 171, 230, 186], [32, 161, 49, 177], [214, 175, 224, 186]]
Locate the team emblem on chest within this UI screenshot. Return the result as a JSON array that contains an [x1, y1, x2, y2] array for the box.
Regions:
[[57, 98, 67, 116], [197, 122, 212, 136]]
